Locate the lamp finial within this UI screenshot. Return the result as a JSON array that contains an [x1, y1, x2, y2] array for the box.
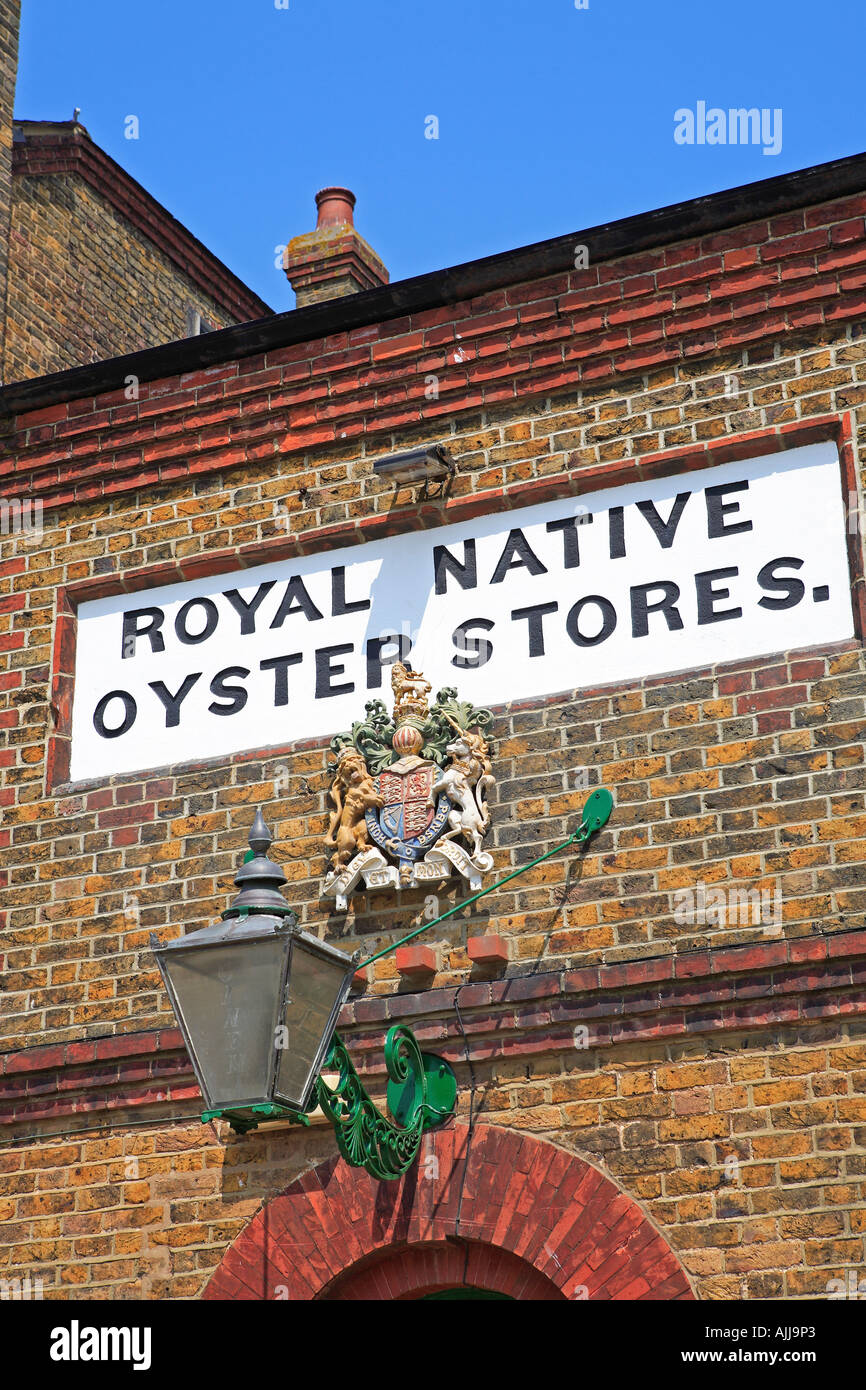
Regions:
[[223, 807, 295, 920], [249, 808, 271, 857]]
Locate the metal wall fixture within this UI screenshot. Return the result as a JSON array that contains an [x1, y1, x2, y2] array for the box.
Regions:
[[151, 811, 458, 1177], [372, 444, 455, 494], [152, 790, 613, 1180]]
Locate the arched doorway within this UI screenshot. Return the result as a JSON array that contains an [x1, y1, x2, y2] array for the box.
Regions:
[[204, 1123, 694, 1301], [320, 1238, 562, 1300]]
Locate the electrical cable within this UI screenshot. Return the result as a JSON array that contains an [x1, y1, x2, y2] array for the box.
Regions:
[[452, 980, 478, 1287]]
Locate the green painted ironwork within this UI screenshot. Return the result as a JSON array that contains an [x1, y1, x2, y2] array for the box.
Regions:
[[201, 1103, 311, 1136], [315, 1024, 457, 1180], [360, 786, 613, 969]]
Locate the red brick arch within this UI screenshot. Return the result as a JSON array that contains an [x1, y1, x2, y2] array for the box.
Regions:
[[204, 1123, 694, 1301]]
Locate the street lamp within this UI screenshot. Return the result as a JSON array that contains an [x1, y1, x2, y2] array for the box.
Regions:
[[152, 809, 358, 1134], [153, 789, 612, 1178]]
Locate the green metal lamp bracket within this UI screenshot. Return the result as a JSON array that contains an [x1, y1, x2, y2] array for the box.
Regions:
[[201, 1103, 311, 1135], [308, 787, 612, 1180], [315, 1025, 457, 1180], [360, 785, 614, 969]]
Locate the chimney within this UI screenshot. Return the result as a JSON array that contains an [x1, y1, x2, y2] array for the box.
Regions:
[[283, 186, 388, 308]]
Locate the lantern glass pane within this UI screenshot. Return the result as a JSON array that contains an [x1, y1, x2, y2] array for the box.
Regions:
[[275, 943, 349, 1107], [167, 938, 287, 1108]]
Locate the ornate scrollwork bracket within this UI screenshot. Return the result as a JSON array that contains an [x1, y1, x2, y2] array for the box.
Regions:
[[200, 1026, 456, 1164], [315, 1025, 457, 1180]]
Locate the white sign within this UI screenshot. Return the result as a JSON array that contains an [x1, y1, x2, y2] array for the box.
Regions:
[[70, 441, 853, 781]]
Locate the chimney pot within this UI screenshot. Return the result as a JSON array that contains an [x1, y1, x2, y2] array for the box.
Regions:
[[315, 187, 356, 229]]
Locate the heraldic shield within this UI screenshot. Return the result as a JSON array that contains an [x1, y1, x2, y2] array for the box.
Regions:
[[366, 763, 451, 865], [322, 662, 496, 912]]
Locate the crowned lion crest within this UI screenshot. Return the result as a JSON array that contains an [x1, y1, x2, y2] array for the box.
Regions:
[[323, 664, 495, 911]]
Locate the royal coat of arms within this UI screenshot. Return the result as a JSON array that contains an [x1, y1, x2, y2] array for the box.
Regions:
[[322, 662, 495, 911]]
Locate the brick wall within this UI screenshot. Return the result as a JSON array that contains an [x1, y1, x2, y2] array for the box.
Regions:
[[0, 2, 19, 378], [0, 998, 864, 1300], [1, 178, 865, 1299], [2, 125, 270, 383]]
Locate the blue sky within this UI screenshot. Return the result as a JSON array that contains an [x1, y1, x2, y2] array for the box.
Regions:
[[15, 0, 866, 314]]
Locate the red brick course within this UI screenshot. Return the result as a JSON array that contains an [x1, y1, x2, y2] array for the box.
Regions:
[[3, 932, 863, 1133]]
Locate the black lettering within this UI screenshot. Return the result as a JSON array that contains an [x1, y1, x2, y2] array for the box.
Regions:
[[706, 481, 752, 539], [545, 513, 593, 568], [149, 673, 201, 727], [208, 666, 250, 716], [434, 540, 477, 595], [566, 595, 617, 647], [175, 598, 218, 646], [224, 582, 275, 635], [451, 618, 494, 669], [630, 581, 684, 638], [511, 602, 559, 657], [270, 576, 324, 627], [121, 607, 165, 659], [93, 690, 137, 739], [608, 506, 626, 559], [636, 493, 690, 549], [695, 567, 742, 625], [491, 528, 548, 584], [366, 633, 412, 690], [315, 643, 354, 699], [331, 565, 371, 616], [260, 653, 303, 706], [757, 557, 805, 610]]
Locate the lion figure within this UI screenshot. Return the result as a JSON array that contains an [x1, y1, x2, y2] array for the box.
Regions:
[[325, 749, 384, 870]]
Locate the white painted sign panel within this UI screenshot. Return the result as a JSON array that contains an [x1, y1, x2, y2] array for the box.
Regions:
[[70, 441, 854, 781]]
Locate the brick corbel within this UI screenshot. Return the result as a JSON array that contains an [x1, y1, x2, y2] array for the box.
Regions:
[[2, 929, 865, 1136]]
